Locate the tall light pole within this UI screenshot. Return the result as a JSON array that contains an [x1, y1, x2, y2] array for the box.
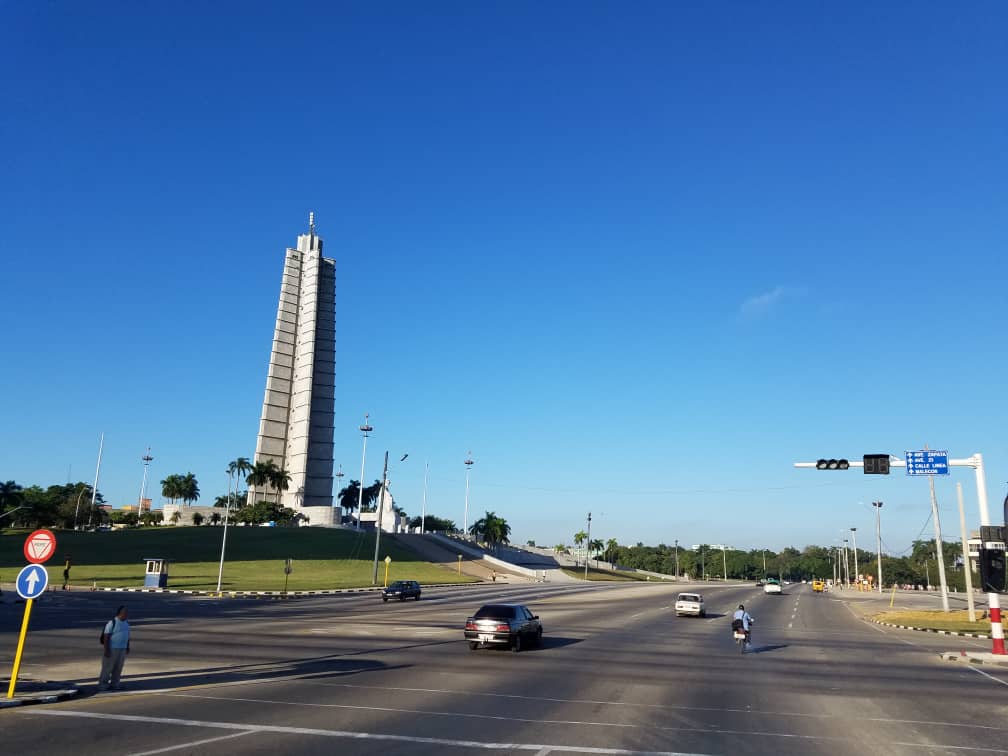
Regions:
[[584, 512, 592, 581], [722, 545, 728, 581], [357, 414, 372, 530], [955, 485, 976, 621], [843, 538, 850, 587], [217, 468, 233, 594], [334, 463, 344, 523], [371, 452, 407, 584], [464, 452, 474, 536], [372, 451, 390, 584], [139, 448, 153, 512], [872, 502, 884, 593], [850, 527, 859, 587], [762, 549, 766, 577], [674, 539, 679, 579], [421, 461, 429, 533]]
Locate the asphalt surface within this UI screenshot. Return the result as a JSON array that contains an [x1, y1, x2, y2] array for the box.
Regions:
[[2, 582, 1007, 755]]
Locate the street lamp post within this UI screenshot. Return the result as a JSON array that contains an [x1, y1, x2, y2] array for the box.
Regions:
[[674, 540, 679, 579], [421, 461, 428, 533], [850, 528, 859, 588], [722, 545, 728, 581], [838, 540, 846, 588], [464, 452, 474, 536], [334, 464, 344, 523], [872, 502, 884, 593], [584, 512, 592, 581], [372, 451, 390, 585], [139, 448, 153, 513], [357, 414, 373, 530]]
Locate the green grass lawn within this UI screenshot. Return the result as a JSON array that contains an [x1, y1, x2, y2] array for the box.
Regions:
[[560, 566, 651, 582], [873, 609, 1006, 635], [1, 527, 478, 591]]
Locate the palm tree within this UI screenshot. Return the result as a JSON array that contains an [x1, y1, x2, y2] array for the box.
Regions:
[[606, 538, 619, 564], [210, 511, 221, 526], [192, 512, 204, 526], [271, 466, 292, 506], [170, 511, 182, 525], [227, 457, 252, 511], [161, 475, 183, 506], [247, 461, 276, 504], [337, 480, 362, 521], [181, 472, 200, 506], [469, 511, 511, 552], [573, 530, 588, 566], [590, 539, 604, 566]]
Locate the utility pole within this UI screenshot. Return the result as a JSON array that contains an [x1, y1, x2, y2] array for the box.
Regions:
[[420, 461, 428, 534], [722, 545, 727, 581], [872, 502, 884, 593], [357, 414, 372, 530], [843, 539, 850, 587], [464, 452, 474, 536], [674, 539, 679, 579], [583, 512, 592, 581], [927, 470, 951, 612], [956, 482, 976, 622], [851, 527, 859, 588], [371, 451, 389, 584]]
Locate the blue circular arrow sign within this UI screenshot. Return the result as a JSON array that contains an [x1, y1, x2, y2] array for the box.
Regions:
[[16, 564, 49, 600]]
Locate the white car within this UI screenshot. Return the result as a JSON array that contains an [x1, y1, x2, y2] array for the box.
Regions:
[[764, 580, 782, 595], [674, 592, 706, 617]]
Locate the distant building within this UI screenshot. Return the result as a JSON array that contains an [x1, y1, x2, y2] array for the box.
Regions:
[[249, 214, 337, 526]]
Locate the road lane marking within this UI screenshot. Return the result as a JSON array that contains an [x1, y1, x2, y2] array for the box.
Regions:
[[969, 666, 1008, 688], [16, 710, 716, 755], [23, 708, 1008, 753], [126, 731, 254, 756], [288, 682, 1008, 733]]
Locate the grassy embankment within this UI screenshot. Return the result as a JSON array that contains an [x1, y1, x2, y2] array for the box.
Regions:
[[872, 609, 1006, 635], [560, 566, 651, 582], [0, 527, 478, 591]]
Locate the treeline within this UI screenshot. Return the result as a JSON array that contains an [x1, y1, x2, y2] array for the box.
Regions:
[[593, 541, 977, 590]]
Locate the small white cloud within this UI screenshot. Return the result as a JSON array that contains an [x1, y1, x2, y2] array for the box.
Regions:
[[740, 286, 786, 317]]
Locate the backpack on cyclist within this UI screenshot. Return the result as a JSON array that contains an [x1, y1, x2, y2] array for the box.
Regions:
[[731, 617, 744, 632]]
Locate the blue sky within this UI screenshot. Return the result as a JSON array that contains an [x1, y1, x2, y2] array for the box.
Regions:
[[2, 2, 1006, 553]]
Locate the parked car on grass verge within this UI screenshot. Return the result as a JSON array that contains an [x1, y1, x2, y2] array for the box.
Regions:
[[382, 580, 421, 602], [674, 592, 706, 617], [464, 603, 542, 652]]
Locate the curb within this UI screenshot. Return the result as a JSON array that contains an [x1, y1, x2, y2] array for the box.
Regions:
[[0, 687, 81, 709], [91, 581, 480, 599], [938, 651, 1008, 667], [869, 618, 991, 639]]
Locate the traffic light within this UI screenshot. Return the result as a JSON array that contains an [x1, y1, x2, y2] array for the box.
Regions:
[[816, 459, 849, 470], [863, 454, 891, 475], [979, 546, 1006, 593]]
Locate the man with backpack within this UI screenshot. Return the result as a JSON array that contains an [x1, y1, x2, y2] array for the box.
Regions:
[[97, 605, 130, 691]]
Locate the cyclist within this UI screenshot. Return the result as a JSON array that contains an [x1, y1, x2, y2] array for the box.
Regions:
[[732, 604, 754, 646]]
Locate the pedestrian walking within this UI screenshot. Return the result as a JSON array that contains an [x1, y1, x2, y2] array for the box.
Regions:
[[97, 605, 130, 691], [62, 556, 72, 590]]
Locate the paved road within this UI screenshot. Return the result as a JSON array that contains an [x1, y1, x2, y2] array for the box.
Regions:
[[2, 582, 1007, 754]]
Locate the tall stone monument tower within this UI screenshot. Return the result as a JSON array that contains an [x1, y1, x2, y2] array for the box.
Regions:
[[250, 213, 336, 523]]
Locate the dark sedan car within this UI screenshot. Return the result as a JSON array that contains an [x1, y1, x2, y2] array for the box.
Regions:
[[464, 603, 542, 652], [382, 580, 421, 602]]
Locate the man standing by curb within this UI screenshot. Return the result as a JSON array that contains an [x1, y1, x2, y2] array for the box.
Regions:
[[97, 605, 130, 691]]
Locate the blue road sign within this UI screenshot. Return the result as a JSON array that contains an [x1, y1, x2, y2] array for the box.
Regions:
[[905, 450, 950, 476], [16, 564, 49, 599]]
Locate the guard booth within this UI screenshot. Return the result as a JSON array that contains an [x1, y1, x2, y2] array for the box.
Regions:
[[143, 558, 169, 589]]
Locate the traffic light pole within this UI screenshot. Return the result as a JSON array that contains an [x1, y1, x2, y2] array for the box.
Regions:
[[795, 452, 1004, 654]]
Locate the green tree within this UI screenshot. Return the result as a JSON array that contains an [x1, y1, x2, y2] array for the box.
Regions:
[[469, 511, 511, 551], [161, 475, 183, 506], [271, 466, 292, 505], [406, 514, 456, 532], [605, 538, 619, 563], [192, 512, 204, 526], [181, 472, 200, 506], [170, 510, 182, 525], [210, 511, 221, 526]]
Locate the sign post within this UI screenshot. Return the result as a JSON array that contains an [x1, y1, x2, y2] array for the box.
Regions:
[[8, 531, 56, 698], [383, 555, 391, 587]]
